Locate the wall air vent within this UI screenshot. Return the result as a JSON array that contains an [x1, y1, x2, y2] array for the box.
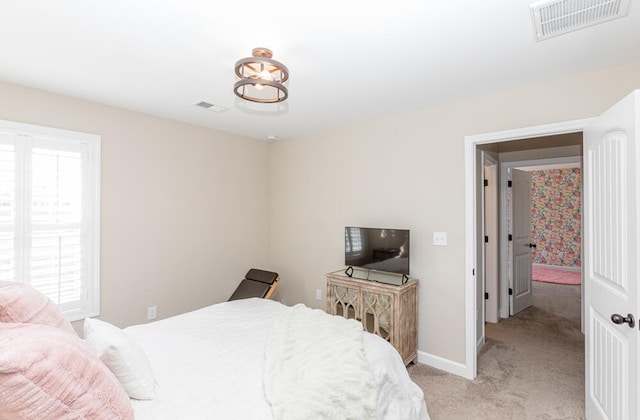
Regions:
[[195, 101, 228, 113], [530, 0, 630, 41]]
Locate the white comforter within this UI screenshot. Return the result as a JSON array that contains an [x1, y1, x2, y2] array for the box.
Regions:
[[126, 298, 429, 420], [264, 304, 377, 419]]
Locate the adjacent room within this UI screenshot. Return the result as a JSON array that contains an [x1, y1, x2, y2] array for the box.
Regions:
[[1, 1, 639, 419]]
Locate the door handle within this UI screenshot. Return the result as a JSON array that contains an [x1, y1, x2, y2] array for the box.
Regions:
[[527, 243, 537, 248], [611, 313, 635, 328]]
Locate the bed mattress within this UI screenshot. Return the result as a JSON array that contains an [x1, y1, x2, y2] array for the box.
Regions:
[[125, 298, 429, 419]]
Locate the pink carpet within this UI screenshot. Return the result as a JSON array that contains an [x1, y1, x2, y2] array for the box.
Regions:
[[532, 266, 581, 285]]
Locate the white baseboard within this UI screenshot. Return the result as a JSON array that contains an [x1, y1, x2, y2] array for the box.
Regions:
[[417, 350, 469, 378], [533, 263, 581, 272]]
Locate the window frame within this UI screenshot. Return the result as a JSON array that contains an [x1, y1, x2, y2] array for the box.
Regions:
[[0, 119, 101, 321]]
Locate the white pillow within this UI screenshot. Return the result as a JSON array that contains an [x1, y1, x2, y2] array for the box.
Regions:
[[84, 317, 157, 400]]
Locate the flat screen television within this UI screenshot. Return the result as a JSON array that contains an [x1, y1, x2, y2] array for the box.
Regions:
[[345, 227, 410, 276]]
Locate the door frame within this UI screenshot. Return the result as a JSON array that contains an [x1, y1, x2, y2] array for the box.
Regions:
[[463, 118, 593, 380], [498, 156, 582, 319], [476, 151, 499, 354]]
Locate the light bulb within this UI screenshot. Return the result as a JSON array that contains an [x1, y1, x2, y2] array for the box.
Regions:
[[259, 70, 273, 81], [254, 69, 272, 90]]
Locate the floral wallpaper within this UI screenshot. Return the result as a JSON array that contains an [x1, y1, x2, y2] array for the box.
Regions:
[[530, 168, 582, 267]]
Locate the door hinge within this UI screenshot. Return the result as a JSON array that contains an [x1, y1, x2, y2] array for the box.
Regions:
[[508, 234, 513, 241], [484, 235, 489, 243], [484, 179, 488, 187], [472, 269, 475, 276], [508, 180, 512, 187], [509, 288, 513, 296], [485, 292, 489, 300]]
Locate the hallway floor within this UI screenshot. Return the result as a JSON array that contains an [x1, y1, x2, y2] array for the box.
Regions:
[[409, 281, 584, 419]]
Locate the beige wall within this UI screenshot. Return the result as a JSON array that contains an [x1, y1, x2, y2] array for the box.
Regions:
[[268, 59, 640, 365], [2, 58, 639, 366], [0, 81, 271, 332]]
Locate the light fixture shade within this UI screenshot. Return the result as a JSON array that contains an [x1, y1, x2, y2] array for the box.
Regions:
[[234, 48, 289, 103]]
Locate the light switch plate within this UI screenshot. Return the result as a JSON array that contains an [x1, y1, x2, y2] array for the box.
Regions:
[[433, 232, 448, 246]]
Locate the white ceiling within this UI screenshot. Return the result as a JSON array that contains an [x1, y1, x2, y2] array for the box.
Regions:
[[1, 0, 639, 141]]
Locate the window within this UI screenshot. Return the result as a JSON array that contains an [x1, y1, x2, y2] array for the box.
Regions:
[[345, 227, 363, 255], [0, 120, 100, 321]]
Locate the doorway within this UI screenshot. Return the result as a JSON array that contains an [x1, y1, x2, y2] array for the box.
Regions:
[[499, 155, 583, 320], [475, 135, 584, 357], [463, 118, 593, 379], [465, 91, 640, 419], [484, 153, 586, 414]]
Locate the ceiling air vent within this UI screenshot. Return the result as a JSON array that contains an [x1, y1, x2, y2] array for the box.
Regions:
[[530, 0, 631, 41], [195, 101, 228, 113]]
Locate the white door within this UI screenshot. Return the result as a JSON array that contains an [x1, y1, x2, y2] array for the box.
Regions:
[[585, 90, 639, 420], [476, 150, 486, 352], [484, 160, 499, 323], [510, 169, 534, 316]]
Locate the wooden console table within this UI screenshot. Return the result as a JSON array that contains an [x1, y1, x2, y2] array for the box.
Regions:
[[326, 269, 418, 365]]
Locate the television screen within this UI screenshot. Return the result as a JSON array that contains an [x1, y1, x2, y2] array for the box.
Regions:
[[345, 227, 409, 275]]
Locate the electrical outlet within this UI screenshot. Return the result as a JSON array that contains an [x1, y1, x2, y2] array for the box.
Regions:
[[315, 289, 322, 301], [147, 306, 157, 320]]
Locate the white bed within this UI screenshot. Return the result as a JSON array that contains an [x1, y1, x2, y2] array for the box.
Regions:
[[125, 298, 430, 420]]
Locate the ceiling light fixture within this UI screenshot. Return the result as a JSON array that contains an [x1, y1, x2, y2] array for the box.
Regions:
[[234, 48, 289, 103]]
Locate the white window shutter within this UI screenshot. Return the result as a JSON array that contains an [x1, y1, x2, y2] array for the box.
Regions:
[[0, 141, 16, 281], [29, 146, 85, 308], [0, 121, 100, 321]]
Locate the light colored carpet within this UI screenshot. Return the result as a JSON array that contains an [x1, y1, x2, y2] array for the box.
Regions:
[[408, 281, 584, 420]]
